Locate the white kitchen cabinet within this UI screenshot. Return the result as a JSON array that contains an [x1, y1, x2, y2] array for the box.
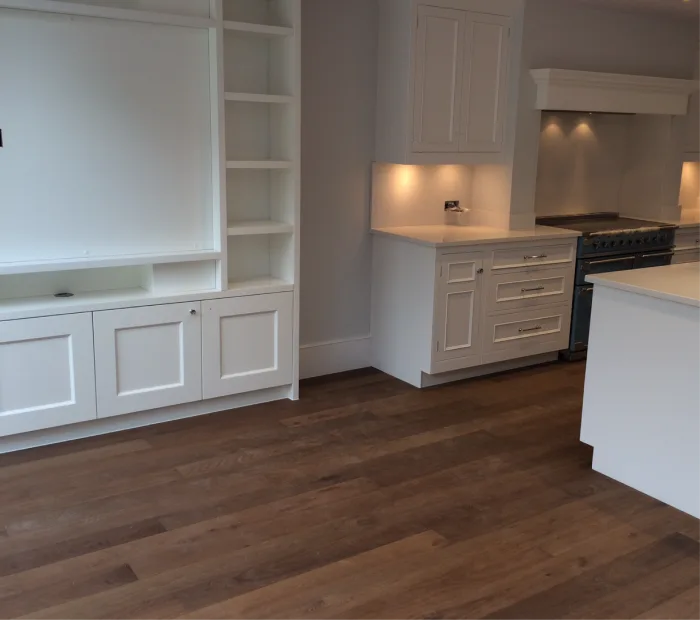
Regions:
[[371, 234, 578, 388], [202, 292, 293, 398], [433, 252, 483, 364], [459, 12, 510, 153], [376, 0, 517, 165], [93, 302, 202, 418], [412, 6, 464, 153], [0, 313, 96, 437]]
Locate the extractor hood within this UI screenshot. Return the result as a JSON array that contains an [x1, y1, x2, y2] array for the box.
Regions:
[[530, 68, 698, 115]]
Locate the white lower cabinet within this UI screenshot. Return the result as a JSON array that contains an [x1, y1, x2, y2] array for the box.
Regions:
[[432, 252, 483, 367], [202, 292, 293, 399], [93, 302, 203, 418], [0, 313, 96, 437]]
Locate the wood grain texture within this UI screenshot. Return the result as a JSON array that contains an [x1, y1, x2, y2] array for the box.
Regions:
[[0, 362, 697, 619]]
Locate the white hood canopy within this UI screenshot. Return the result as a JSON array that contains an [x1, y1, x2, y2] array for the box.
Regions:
[[530, 68, 699, 115]]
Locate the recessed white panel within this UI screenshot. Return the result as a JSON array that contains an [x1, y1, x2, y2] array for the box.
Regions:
[[0, 335, 73, 414], [220, 311, 277, 378]]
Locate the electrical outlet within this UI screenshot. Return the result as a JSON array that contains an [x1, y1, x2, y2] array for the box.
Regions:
[[445, 200, 460, 211]]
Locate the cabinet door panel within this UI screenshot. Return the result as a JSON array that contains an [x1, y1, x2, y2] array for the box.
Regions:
[[460, 13, 510, 153], [202, 293, 293, 399], [0, 313, 96, 437], [93, 303, 202, 418], [412, 6, 464, 153], [433, 252, 483, 363]]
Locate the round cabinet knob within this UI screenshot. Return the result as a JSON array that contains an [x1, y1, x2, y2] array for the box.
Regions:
[[190, 309, 197, 316]]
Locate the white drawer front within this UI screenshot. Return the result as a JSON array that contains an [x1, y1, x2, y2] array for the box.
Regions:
[[675, 228, 700, 251], [673, 248, 700, 264], [482, 304, 571, 364], [486, 267, 573, 314], [491, 243, 575, 271]]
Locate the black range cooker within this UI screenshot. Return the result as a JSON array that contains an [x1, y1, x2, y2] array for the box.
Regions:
[[536, 213, 677, 360]]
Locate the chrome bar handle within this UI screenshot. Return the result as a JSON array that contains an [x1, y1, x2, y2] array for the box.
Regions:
[[524, 254, 547, 260], [521, 286, 545, 293], [588, 256, 635, 266], [519, 325, 543, 333]]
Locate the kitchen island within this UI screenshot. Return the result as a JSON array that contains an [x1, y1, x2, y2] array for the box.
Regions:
[[581, 263, 700, 517]]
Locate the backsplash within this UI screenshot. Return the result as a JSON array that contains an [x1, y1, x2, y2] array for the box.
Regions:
[[680, 161, 700, 213], [370, 163, 512, 229], [534, 111, 632, 216]]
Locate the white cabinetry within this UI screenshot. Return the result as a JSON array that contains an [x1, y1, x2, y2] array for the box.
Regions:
[[371, 235, 577, 387], [202, 292, 293, 398], [433, 252, 483, 366], [377, 0, 515, 165], [0, 314, 96, 436], [93, 302, 203, 418]]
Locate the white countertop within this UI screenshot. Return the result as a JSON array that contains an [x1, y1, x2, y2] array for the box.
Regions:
[[586, 263, 700, 308], [371, 225, 581, 247]]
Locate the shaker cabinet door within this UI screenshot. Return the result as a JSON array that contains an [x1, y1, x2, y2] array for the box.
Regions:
[[202, 293, 293, 399], [93, 303, 203, 418], [0, 313, 96, 437], [412, 6, 464, 153], [433, 252, 484, 363], [459, 12, 510, 153]]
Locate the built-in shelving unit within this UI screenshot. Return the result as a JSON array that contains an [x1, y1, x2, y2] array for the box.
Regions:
[[227, 221, 294, 236], [221, 0, 299, 299]]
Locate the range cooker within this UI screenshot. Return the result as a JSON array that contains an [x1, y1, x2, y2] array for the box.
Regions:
[[536, 213, 677, 360]]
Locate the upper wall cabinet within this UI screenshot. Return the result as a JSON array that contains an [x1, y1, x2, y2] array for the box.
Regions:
[[376, 0, 518, 165]]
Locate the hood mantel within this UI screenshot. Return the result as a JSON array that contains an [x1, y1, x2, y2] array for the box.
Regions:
[[530, 68, 698, 115]]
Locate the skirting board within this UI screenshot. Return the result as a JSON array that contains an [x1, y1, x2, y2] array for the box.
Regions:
[[420, 352, 559, 388], [0, 385, 292, 455], [300, 336, 371, 379]]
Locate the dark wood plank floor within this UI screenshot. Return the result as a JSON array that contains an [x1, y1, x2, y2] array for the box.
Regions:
[[0, 361, 698, 619]]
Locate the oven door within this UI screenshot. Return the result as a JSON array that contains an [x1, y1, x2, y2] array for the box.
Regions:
[[576, 254, 636, 285], [634, 250, 674, 269]]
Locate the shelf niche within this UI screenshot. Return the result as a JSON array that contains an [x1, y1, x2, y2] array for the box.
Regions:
[[222, 0, 294, 28]]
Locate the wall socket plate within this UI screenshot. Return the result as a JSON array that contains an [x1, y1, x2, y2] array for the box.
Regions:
[[445, 200, 460, 210]]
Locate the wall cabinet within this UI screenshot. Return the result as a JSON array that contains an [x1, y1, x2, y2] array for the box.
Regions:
[[377, 0, 515, 164], [202, 292, 293, 398], [0, 313, 96, 437], [93, 302, 203, 418]]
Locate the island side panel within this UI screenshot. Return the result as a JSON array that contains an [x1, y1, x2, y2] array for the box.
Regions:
[[371, 236, 437, 387], [581, 285, 700, 518]]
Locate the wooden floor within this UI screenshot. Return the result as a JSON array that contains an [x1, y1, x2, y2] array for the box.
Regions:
[[0, 362, 698, 619]]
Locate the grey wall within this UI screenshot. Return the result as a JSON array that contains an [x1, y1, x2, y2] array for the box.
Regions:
[[511, 0, 699, 222], [300, 0, 378, 347]]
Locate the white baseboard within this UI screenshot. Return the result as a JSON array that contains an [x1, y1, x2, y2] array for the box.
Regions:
[[0, 385, 291, 455], [300, 336, 371, 379]]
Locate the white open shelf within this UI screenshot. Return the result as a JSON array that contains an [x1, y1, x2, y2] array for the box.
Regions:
[[222, 0, 294, 29], [225, 92, 293, 104], [226, 160, 292, 169], [227, 220, 294, 236], [0, 250, 221, 277], [227, 277, 293, 294], [223, 21, 293, 37]]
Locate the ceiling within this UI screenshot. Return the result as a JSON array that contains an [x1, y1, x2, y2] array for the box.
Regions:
[[573, 0, 700, 19]]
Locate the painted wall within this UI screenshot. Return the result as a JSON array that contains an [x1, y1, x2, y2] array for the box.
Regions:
[[511, 0, 699, 224], [299, 0, 378, 372]]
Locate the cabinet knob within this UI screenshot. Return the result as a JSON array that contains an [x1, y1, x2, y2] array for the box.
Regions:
[[190, 309, 197, 316], [477, 268, 484, 274]]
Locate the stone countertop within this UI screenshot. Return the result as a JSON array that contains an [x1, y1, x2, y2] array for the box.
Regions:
[[370, 225, 581, 248], [586, 263, 700, 308]]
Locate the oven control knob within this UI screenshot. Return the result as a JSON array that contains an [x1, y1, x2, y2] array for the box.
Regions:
[[636, 238, 642, 244], [610, 240, 617, 247], [601, 241, 608, 248]]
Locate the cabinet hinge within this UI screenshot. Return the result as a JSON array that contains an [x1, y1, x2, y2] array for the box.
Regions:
[[436, 340, 439, 352], [440, 265, 443, 277], [508, 27, 511, 38]]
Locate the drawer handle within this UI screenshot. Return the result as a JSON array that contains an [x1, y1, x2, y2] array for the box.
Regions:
[[524, 254, 548, 260], [519, 325, 543, 333], [521, 286, 545, 293]]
